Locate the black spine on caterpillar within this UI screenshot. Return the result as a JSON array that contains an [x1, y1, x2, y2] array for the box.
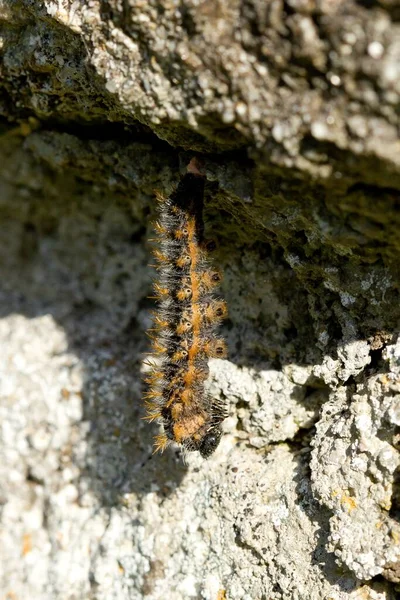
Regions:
[[145, 169, 228, 458]]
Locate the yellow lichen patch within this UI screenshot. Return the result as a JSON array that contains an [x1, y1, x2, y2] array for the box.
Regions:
[[390, 528, 400, 544], [341, 494, 357, 512], [332, 490, 357, 513], [22, 533, 32, 556], [379, 494, 392, 511]]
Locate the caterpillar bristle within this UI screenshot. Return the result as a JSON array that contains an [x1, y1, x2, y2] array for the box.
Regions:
[[143, 390, 163, 400], [144, 373, 163, 385], [203, 339, 227, 359], [203, 299, 228, 323], [154, 190, 167, 204], [153, 433, 169, 454], [199, 269, 223, 292], [142, 411, 162, 422], [152, 249, 168, 262], [153, 221, 166, 235], [144, 169, 228, 459]]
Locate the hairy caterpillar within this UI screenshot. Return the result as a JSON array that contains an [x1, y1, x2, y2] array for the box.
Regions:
[[144, 162, 227, 458]]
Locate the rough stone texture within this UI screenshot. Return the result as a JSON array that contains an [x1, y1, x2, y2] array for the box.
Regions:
[[311, 367, 400, 581], [0, 1, 400, 599]]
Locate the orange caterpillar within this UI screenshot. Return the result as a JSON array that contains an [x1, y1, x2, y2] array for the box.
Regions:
[[145, 165, 227, 457]]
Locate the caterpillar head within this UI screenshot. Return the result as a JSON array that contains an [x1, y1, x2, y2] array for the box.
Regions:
[[198, 427, 222, 458]]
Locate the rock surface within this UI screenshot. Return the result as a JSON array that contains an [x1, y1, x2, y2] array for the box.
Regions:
[[0, 1, 399, 599]]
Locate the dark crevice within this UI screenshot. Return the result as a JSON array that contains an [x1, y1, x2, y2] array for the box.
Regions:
[[28, 117, 163, 146], [283, 325, 298, 342], [367, 347, 385, 373], [347, 181, 400, 198], [355, 0, 400, 21], [26, 468, 45, 486], [99, 1, 114, 24], [389, 460, 400, 522], [326, 317, 343, 347], [179, 3, 197, 37], [343, 375, 356, 388], [98, 0, 132, 38]]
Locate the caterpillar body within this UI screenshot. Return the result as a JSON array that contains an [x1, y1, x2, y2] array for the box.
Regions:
[[145, 167, 227, 458]]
